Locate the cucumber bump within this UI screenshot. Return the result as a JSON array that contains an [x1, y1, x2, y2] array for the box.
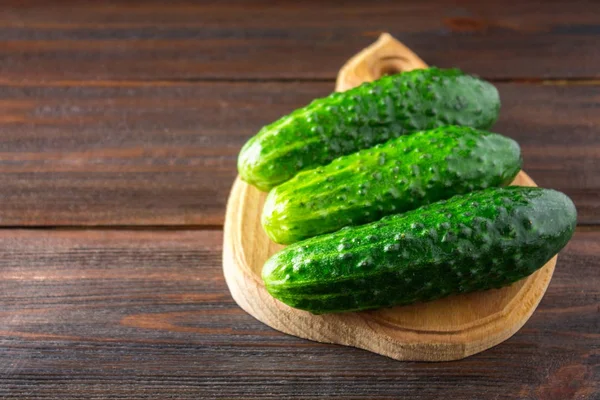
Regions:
[[239, 67, 500, 191], [262, 126, 521, 244], [262, 187, 577, 314]]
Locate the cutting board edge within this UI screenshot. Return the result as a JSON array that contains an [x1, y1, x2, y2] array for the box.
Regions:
[[222, 174, 557, 361]]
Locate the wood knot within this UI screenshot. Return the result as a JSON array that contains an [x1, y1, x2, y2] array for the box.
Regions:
[[444, 17, 488, 33], [371, 56, 410, 78], [537, 364, 596, 400]]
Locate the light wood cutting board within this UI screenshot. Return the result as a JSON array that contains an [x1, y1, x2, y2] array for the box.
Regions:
[[222, 33, 556, 361]]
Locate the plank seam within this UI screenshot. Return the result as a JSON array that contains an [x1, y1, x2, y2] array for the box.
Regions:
[[0, 224, 594, 231], [0, 77, 599, 87]]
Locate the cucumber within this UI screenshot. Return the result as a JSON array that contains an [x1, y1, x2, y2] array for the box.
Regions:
[[262, 126, 521, 244], [262, 187, 576, 314], [239, 67, 500, 191]]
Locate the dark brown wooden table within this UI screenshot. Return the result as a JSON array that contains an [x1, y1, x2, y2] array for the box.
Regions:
[[0, 1, 598, 399]]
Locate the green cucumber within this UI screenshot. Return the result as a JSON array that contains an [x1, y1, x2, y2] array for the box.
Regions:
[[239, 67, 500, 191], [262, 126, 521, 244], [262, 187, 576, 314]]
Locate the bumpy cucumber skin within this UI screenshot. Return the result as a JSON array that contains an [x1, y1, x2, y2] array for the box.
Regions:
[[262, 126, 521, 244], [262, 187, 577, 314], [239, 67, 500, 191]]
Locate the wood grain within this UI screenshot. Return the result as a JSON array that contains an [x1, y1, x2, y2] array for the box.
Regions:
[[0, 0, 598, 81], [224, 171, 558, 361], [0, 229, 597, 398], [223, 34, 561, 362], [0, 81, 597, 226], [335, 33, 428, 91], [0, 1, 596, 398]]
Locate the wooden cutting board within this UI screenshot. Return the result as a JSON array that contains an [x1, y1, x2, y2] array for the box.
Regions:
[[222, 33, 556, 361]]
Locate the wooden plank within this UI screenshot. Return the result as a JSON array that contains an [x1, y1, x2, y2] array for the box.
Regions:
[[0, 229, 597, 399], [0, 0, 598, 81], [0, 81, 597, 226]]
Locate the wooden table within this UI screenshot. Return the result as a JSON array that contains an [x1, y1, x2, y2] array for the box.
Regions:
[[0, 1, 598, 399]]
